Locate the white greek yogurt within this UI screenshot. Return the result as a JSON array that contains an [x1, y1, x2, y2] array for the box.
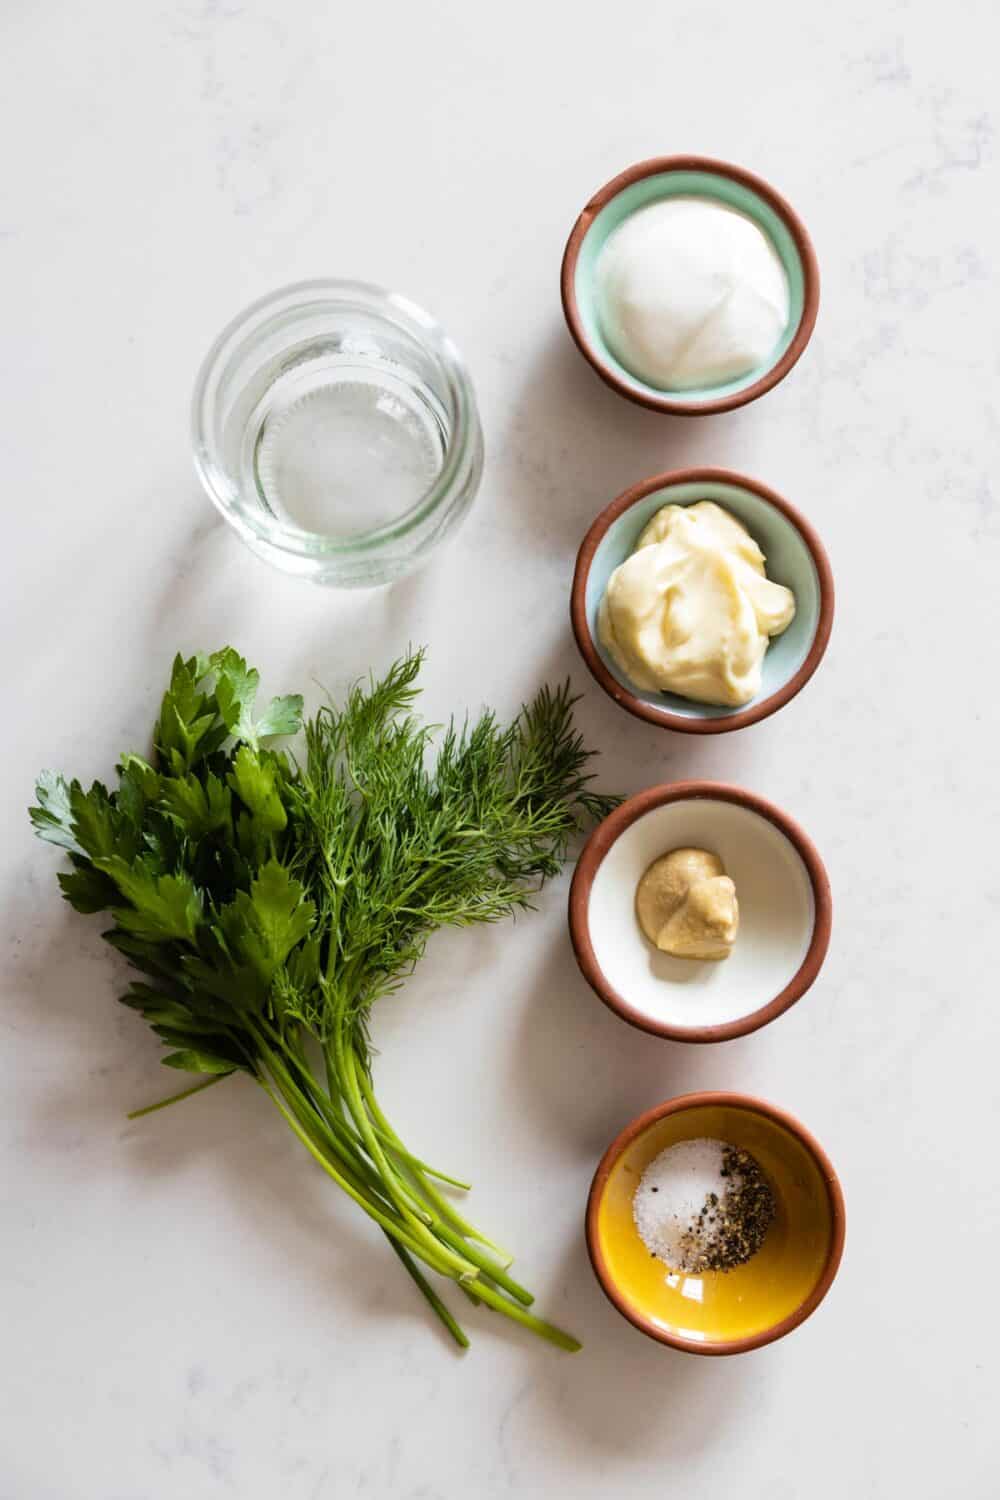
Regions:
[[596, 197, 790, 390]]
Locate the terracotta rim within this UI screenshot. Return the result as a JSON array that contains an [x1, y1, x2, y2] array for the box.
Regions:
[[568, 781, 832, 1042], [585, 1091, 846, 1355], [571, 467, 835, 735], [560, 155, 820, 415]]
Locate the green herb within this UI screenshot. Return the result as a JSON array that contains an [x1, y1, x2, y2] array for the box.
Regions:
[[30, 648, 616, 1351]]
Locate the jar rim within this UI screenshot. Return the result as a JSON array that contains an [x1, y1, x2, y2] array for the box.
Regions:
[[191, 278, 480, 559]]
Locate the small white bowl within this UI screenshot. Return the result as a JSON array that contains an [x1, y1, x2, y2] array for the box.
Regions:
[[569, 783, 832, 1042]]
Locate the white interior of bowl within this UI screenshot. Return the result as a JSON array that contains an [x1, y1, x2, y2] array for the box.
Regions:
[[587, 798, 815, 1030]]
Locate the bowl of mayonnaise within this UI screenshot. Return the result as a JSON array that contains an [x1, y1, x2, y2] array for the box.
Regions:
[[561, 156, 819, 414], [571, 467, 834, 734]]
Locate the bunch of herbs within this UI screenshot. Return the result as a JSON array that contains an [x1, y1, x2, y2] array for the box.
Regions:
[[29, 648, 615, 1350]]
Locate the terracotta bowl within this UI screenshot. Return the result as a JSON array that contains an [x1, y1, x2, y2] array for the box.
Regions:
[[561, 155, 819, 415], [586, 1092, 845, 1355], [569, 782, 831, 1042], [572, 467, 834, 735]]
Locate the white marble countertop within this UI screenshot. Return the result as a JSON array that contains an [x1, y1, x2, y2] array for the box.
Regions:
[[3, 2, 998, 1495]]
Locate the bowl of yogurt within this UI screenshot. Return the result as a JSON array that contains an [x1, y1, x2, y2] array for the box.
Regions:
[[586, 1093, 845, 1354], [571, 467, 834, 734], [561, 156, 819, 414]]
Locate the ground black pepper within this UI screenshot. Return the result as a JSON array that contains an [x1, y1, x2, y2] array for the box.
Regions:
[[675, 1146, 775, 1273]]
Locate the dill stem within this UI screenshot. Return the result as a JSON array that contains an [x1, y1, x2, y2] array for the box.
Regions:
[[329, 1043, 525, 1294], [257, 1026, 380, 1187], [374, 1131, 472, 1193], [431, 1223, 534, 1307], [258, 1044, 389, 1204], [469, 1280, 581, 1352], [257, 1073, 461, 1282], [355, 1071, 515, 1266], [333, 1019, 479, 1281], [352, 1063, 475, 1194]]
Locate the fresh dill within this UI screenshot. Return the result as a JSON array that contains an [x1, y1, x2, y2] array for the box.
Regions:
[[29, 647, 616, 1351]]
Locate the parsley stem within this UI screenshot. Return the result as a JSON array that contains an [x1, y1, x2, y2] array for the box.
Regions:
[[126, 1074, 226, 1119], [375, 1135, 472, 1193], [35, 649, 609, 1352], [432, 1223, 534, 1307], [259, 1049, 390, 1206], [256, 1034, 385, 1198], [384, 1236, 469, 1350], [259, 1034, 482, 1289], [353, 1065, 512, 1263], [469, 1279, 581, 1353], [261, 1030, 467, 1351], [333, 1017, 480, 1280], [257, 1074, 461, 1281], [352, 1063, 474, 1194]]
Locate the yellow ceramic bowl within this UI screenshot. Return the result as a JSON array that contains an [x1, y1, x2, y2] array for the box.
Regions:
[[587, 1093, 845, 1355]]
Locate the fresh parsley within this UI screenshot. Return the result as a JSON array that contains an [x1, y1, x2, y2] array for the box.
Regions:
[[30, 648, 616, 1351]]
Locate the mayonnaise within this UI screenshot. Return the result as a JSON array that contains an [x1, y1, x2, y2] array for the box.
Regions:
[[598, 501, 795, 707], [596, 197, 790, 390]]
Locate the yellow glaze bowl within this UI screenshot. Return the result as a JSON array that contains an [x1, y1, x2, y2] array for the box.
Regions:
[[586, 1093, 845, 1354]]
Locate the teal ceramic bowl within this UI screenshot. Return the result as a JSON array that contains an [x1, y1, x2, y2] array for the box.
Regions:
[[561, 156, 819, 415], [571, 469, 834, 734]]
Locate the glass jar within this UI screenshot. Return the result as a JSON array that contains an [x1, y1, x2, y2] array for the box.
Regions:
[[191, 280, 484, 587]]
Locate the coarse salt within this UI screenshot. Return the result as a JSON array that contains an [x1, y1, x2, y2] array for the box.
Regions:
[[633, 1137, 743, 1272]]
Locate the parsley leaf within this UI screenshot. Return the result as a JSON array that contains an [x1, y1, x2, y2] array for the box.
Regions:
[[254, 694, 305, 740], [227, 745, 287, 858], [216, 860, 315, 985], [30, 771, 81, 854], [58, 861, 121, 914], [212, 648, 303, 749], [159, 771, 232, 840], [96, 857, 203, 943], [29, 646, 616, 1354], [211, 648, 260, 744]]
